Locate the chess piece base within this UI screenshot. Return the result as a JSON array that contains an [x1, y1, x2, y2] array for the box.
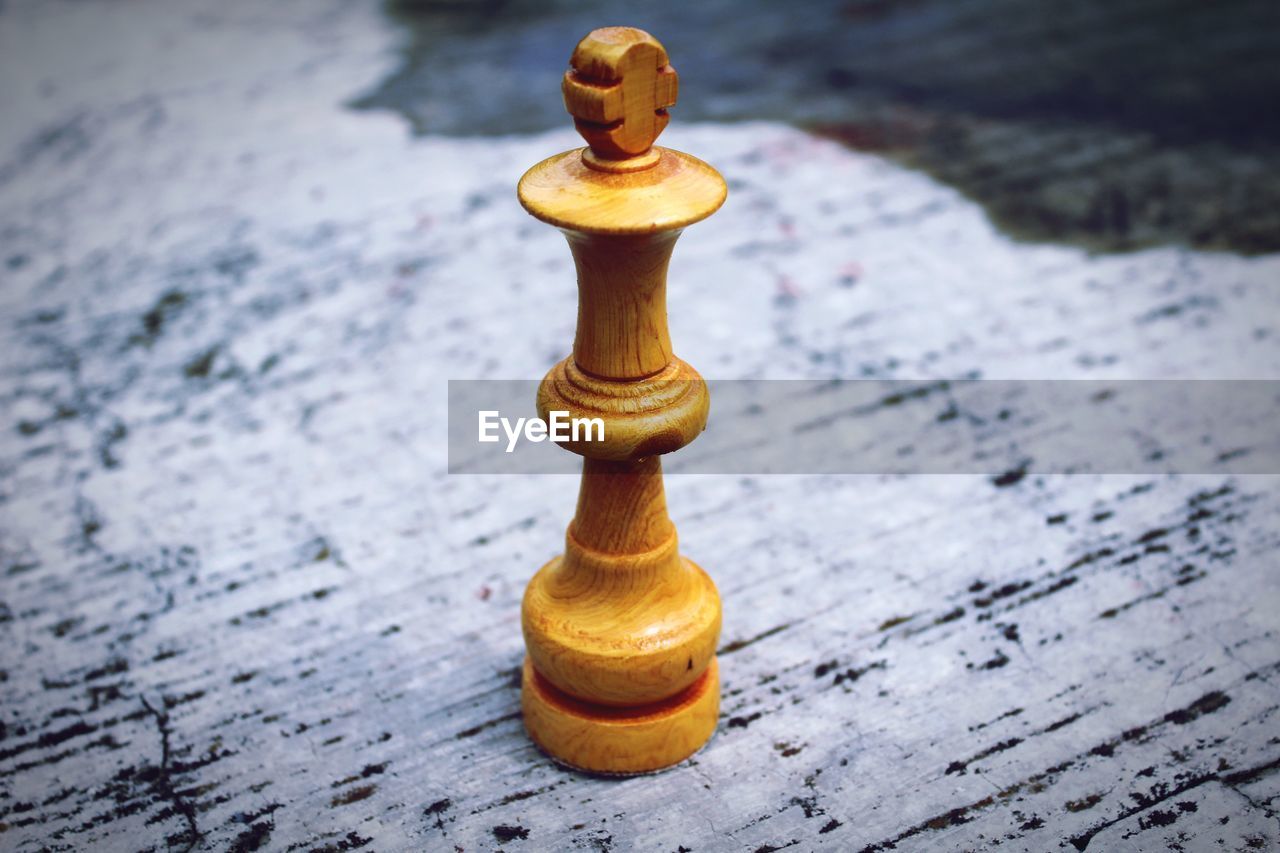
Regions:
[[523, 551, 721, 706], [522, 656, 720, 775]]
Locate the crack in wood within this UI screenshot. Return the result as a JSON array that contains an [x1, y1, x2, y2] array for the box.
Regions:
[[139, 695, 201, 852]]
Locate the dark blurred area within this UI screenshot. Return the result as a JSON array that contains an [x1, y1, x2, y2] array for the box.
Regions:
[[353, 0, 1280, 254]]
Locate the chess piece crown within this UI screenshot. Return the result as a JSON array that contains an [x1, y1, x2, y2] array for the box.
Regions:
[[516, 26, 727, 774]]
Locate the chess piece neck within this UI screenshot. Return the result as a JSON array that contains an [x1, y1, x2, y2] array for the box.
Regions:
[[569, 456, 674, 554], [567, 229, 678, 380]]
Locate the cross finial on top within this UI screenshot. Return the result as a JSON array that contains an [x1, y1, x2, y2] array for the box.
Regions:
[[562, 27, 678, 162]]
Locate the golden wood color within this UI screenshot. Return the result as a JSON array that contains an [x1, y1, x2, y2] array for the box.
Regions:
[[516, 27, 727, 774], [562, 26, 678, 160]]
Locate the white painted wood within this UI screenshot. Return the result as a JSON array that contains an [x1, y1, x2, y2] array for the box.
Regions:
[[1, 2, 1278, 851]]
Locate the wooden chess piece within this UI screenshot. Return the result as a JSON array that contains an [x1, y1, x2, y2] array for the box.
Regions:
[[516, 26, 727, 774]]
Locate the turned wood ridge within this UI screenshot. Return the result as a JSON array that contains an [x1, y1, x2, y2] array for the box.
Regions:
[[516, 26, 727, 774]]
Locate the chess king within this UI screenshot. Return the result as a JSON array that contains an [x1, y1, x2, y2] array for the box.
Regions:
[[517, 26, 727, 773]]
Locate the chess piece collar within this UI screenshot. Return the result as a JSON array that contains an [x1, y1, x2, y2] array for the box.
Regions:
[[518, 26, 726, 235]]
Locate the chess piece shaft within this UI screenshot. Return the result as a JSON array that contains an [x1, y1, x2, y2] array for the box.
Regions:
[[569, 231, 675, 379], [516, 27, 727, 774]]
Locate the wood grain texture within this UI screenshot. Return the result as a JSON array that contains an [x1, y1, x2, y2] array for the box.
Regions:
[[522, 457, 721, 707], [517, 147, 727, 234], [521, 656, 719, 776], [537, 357, 708, 460], [518, 60, 727, 770], [569, 231, 677, 380], [1, 2, 1279, 850], [563, 27, 678, 160]]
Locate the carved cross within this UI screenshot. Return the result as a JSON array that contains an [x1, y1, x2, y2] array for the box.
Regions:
[[562, 27, 679, 159]]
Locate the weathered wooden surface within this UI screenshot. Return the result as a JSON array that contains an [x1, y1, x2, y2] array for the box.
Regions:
[[2, 2, 1279, 851]]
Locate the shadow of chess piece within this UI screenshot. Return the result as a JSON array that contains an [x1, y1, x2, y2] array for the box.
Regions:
[[516, 26, 727, 774]]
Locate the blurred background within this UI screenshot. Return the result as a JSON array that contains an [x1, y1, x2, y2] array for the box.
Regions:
[[354, 0, 1280, 254]]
